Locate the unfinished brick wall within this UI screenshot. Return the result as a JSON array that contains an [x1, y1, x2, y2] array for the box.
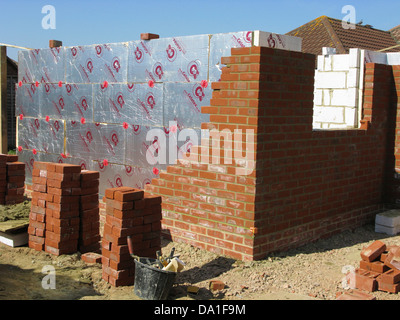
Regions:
[[386, 65, 400, 206], [145, 46, 396, 261]]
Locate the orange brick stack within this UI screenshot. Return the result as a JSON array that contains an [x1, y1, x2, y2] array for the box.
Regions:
[[28, 161, 49, 251], [6, 156, 25, 205], [0, 154, 8, 204], [101, 187, 162, 287], [44, 163, 81, 256], [355, 240, 400, 294], [0, 154, 25, 205], [79, 170, 101, 254]]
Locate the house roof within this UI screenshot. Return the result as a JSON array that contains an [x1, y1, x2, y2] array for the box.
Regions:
[[286, 16, 400, 56]]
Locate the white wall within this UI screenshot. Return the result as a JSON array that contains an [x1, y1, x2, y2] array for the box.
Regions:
[[313, 48, 362, 129]]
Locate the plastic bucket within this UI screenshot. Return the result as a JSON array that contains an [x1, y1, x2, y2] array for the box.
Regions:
[[133, 257, 177, 300]]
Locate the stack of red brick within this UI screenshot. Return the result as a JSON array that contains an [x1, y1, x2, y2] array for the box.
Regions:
[[28, 162, 101, 256], [28, 161, 49, 251], [102, 187, 162, 287], [79, 170, 101, 253], [355, 240, 400, 294], [45, 163, 81, 256], [0, 154, 25, 205]]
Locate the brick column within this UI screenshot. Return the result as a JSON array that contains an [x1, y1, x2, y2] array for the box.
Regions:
[[44, 163, 81, 256], [79, 170, 101, 253], [101, 187, 162, 287]]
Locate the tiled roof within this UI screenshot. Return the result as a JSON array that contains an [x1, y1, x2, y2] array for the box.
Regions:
[[286, 16, 400, 56]]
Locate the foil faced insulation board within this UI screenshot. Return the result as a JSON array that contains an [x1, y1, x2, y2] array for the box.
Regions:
[[16, 30, 301, 194]]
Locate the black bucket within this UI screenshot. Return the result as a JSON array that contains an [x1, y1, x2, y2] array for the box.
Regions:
[[133, 257, 177, 300]]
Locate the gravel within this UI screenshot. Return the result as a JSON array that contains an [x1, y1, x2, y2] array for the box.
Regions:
[[165, 222, 400, 300]]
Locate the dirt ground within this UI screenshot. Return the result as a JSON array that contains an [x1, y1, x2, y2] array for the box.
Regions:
[[0, 200, 400, 301]]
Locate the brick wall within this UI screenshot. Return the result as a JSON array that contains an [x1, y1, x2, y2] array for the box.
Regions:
[[386, 65, 400, 206], [143, 45, 397, 261]]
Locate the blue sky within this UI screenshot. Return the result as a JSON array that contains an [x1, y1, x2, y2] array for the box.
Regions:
[[1, 0, 400, 60]]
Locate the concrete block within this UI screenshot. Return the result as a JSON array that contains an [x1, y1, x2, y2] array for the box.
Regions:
[[387, 52, 400, 65], [316, 56, 325, 71], [332, 54, 350, 71], [323, 56, 333, 71], [347, 68, 360, 88], [313, 106, 344, 124], [322, 89, 331, 105], [315, 71, 347, 89], [375, 224, 400, 236], [375, 209, 400, 227], [331, 89, 357, 107], [313, 89, 323, 106], [344, 107, 357, 127], [349, 48, 361, 69]]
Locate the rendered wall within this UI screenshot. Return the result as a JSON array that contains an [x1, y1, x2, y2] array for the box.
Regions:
[[15, 31, 300, 196]]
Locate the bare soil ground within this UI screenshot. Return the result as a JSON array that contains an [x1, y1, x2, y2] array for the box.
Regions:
[[0, 200, 399, 300]]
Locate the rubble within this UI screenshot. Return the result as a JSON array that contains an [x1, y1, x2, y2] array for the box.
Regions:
[[350, 240, 400, 295]]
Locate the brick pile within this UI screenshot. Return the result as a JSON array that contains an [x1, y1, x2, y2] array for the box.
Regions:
[[0, 154, 7, 204], [5, 155, 25, 205], [0, 154, 25, 205], [355, 240, 400, 294], [28, 162, 101, 257], [44, 163, 81, 256], [102, 187, 162, 287], [28, 161, 49, 251], [79, 170, 101, 254]]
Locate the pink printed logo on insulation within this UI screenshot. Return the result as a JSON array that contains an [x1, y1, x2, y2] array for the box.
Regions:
[[134, 46, 144, 63], [166, 44, 177, 62], [188, 61, 200, 80], [153, 62, 164, 80]]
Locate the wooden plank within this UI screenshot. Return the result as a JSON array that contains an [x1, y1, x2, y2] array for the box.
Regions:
[[0, 219, 29, 233], [0, 46, 8, 153]]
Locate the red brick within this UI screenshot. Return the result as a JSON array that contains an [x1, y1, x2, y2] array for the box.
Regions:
[[384, 246, 400, 270], [104, 187, 121, 199], [54, 163, 81, 174], [80, 170, 100, 181], [359, 260, 390, 273], [355, 268, 379, 292], [360, 240, 386, 262], [379, 269, 400, 284], [6, 162, 25, 171], [336, 289, 376, 300], [114, 188, 144, 202], [377, 275, 400, 293], [140, 33, 159, 40], [81, 252, 102, 264], [209, 280, 225, 291]]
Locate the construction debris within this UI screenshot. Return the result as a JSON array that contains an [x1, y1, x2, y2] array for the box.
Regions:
[[354, 240, 400, 294], [209, 280, 225, 291]]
